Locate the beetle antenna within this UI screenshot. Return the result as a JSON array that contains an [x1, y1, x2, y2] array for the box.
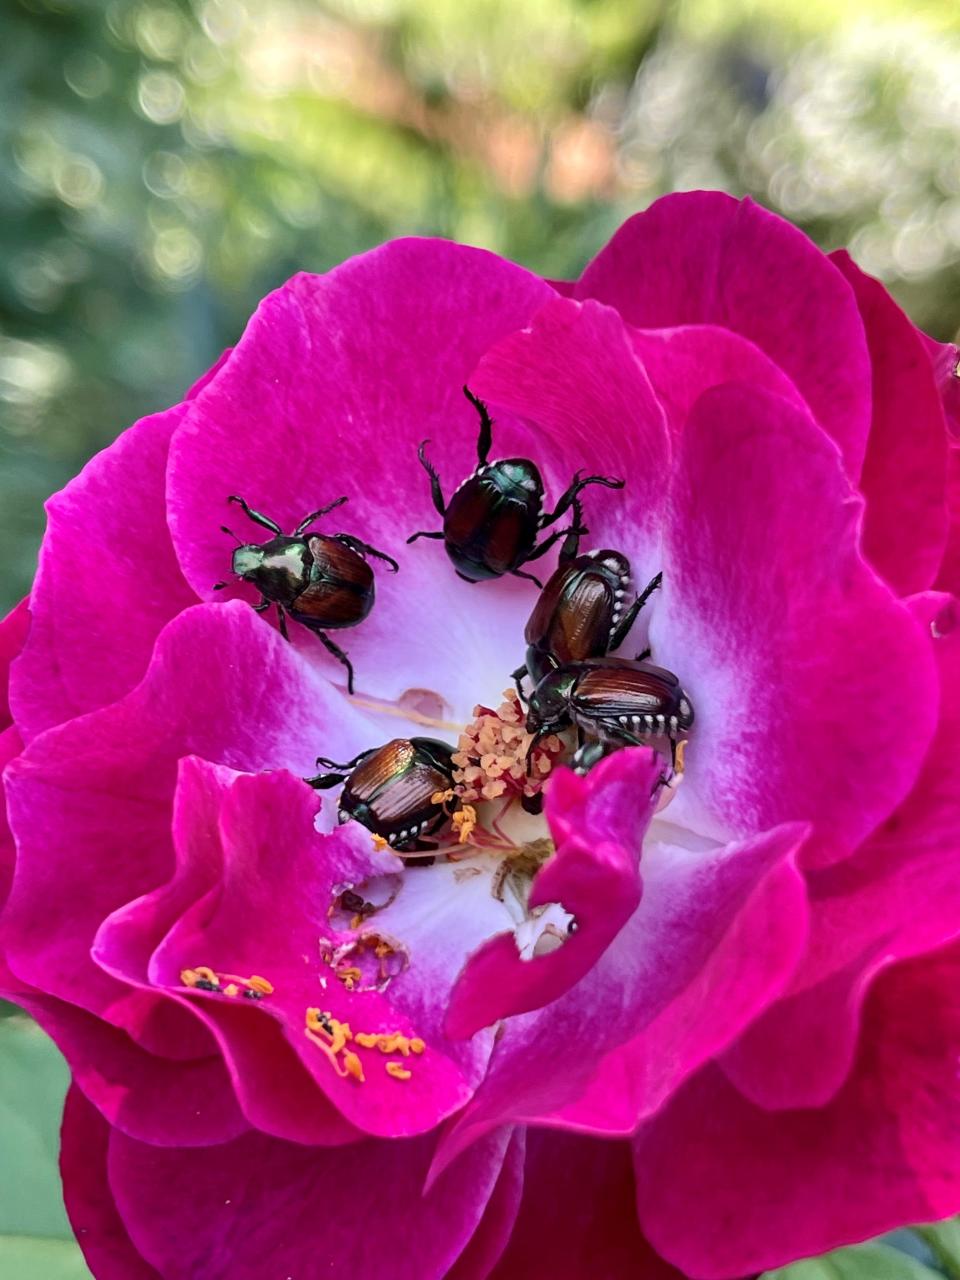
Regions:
[[220, 525, 243, 545]]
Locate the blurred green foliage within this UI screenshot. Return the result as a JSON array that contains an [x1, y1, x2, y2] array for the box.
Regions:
[[2, 0, 960, 610]]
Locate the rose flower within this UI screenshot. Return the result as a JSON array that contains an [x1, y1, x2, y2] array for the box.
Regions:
[[1, 191, 959, 1279]]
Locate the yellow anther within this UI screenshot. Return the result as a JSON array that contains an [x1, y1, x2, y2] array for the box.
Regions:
[[222, 983, 240, 998], [371, 833, 389, 851], [246, 975, 274, 995], [431, 788, 455, 806], [354, 1032, 380, 1049], [343, 1050, 365, 1083], [386, 1062, 412, 1081], [410, 1038, 425, 1055], [193, 966, 219, 985], [336, 966, 362, 990], [179, 968, 202, 988], [452, 804, 478, 844]]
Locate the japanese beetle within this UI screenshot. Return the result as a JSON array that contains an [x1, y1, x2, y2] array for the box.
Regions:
[[525, 657, 694, 766], [305, 737, 458, 853], [407, 386, 624, 586], [214, 495, 398, 695], [513, 540, 663, 692]]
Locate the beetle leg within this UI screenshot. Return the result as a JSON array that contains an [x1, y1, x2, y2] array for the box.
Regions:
[[524, 521, 584, 566], [334, 534, 400, 573], [463, 385, 493, 466], [558, 498, 586, 563], [511, 567, 544, 589], [541, 471, 625, 528], [315, 631, 356, 695], [610, 572, 662, 654], [416, 441, 446, 515], [633, 646, 652, 662], [303, 771, 349, 790], [227, 495, 282, 535], [407, 530, 444, 544], [511, 664, 528, 702], [314, 749, 370, 771], [252, 597, 271, 614], [276, 606, 290, 640], [294, 496, 349, 535]]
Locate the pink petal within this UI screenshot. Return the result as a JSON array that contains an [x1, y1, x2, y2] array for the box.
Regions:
[[576, 191, 872, 477], [490, 1130, 684, 1280], [433, 820, 807, 1170], [108, 1123, 513, 1280], [921, 333, 960, 438], [634, 945, 960, 1277], [21, 993, 246, 1146], [3, 603, 376, 1035], [723, 591, 960, 1108], [447, 1130, 526, 1280], [0, 597, 29, 732], [831, 252, 949, 595], [167, 241, 554, 720], [61, 1088, 160, 1280], [654, 382, 937, 863], [445, 749, 664, 1038], [470, 296, 670, 590], [10, 405, 197, 744], [630, 323, 807, 436], [145, 767, 495, 1138]]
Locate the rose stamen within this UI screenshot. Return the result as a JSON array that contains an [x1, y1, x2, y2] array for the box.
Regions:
[[179, 966, 273, 1000], [305, 1008, 426, 1083]]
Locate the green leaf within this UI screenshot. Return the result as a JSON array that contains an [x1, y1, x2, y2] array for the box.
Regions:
[[916, 1221, 960, 1278], [0, 1014, 92, 1277], [765, 1241, 944, 1280], [0, 1236, 93, 1279]]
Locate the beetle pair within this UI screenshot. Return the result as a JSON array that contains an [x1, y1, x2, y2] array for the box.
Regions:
[[511, 525, 694, 775]]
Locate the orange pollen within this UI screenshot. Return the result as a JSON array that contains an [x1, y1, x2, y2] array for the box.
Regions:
[[305, 1009, 427, 1084], [386, 1062, 412, 1081], [335, 965, 363, 990], [179, 966, 273, 1000]]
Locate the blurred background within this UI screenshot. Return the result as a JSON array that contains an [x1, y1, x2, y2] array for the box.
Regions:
[[3, 0, 960, 611], [3, 0, 960, 1275]]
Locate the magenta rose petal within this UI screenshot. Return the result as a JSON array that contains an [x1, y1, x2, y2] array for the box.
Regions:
[[107, 1123, 513, 1280], [0, 597, 29, 732], [469, 295, 670, 585], [433, 819, 808, 1170], [722, 591, 960, 1108], [630, 322, 807, 435], [922, 332, 960, 437], [10, 405, 198, 745], [445, 749, 663, 1038], [3, 603, 376, 1035], [61, 1088, 161, 1280], [446, 1129, 526, 1280], [831, 251, 949, 596], [23, 994, 246, 1145], [489, 1130, 685, 1280], [167, 242, 555, 720], [654, 381, 937, 861], [634, 945, 960, 1278], [145, 767, 499, 1136], [575, 191, 873, 477], [92, 755, 361, 1144]]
